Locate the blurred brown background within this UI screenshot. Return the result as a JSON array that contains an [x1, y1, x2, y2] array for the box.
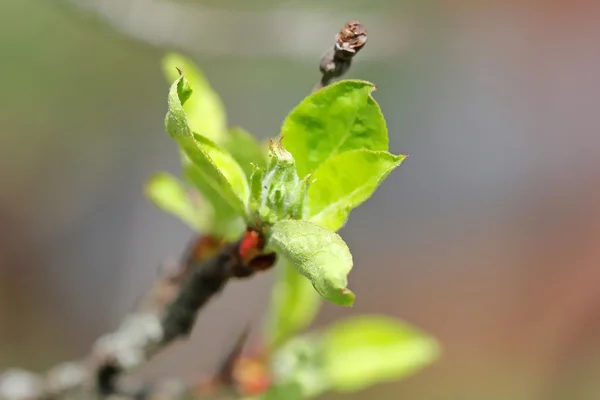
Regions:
[[2, 1, 600, 399]]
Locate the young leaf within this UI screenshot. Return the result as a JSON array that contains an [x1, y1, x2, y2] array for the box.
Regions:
[[162, 53, 226, 142], [305, 150, 406, 232], [165, 70, 250, 217], [145, 172, 212, 232], [269, 335, 329, 399], [182, 155, 245, 239], [267, 261, 322, 348], [322, 316, 440, 392], [281, 80, 388, 178], [267, 220, 355, 306], [222, 127, 268, 179], [249, 163, 264, 212]]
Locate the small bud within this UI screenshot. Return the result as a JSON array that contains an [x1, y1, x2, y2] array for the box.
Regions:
[[317, 20, 368, 89], [255, 141, 306, 223], [336, 20, 368, 55], [234, 357, 271, 397]]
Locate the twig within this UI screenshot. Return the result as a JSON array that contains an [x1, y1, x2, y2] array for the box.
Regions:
[[313, 20, 368, 92], [1, 236, 264, 400], [91, 237, 263, 395], [192, 327, 251, 398]]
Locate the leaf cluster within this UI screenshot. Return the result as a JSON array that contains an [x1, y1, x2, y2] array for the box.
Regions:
[[146, 54, 439, 398]]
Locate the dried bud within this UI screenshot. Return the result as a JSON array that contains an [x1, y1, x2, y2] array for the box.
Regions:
[[316, 20, 368, 90], [335, 20, 368, 56]]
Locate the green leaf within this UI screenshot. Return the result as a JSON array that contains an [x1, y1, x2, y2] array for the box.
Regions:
[[182, 155, 244, 239], [281, 80, 388, 178], [248, 163, 264, 220], [222, 127, 267, 179], [162, 53, 226, 142], [145, 172, 212, 232], [165, 70, 250, 217], [267, 220, 354, 306], [322, 316, 440, 392], [306, 150, 406, 231], [267, 261, 322, 348]]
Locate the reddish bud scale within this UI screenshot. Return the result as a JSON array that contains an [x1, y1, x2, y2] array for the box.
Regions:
[[239, 228, 277, 272], [248, 253, 277, 271], [234, 356, 272, 397], [187, 235, 224, 263], [239, 228, 265, 264]]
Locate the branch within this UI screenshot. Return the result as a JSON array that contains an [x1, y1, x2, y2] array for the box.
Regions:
[[1, 236, 265, 400], [91, 235, 266, 395], [313, 20, 368, 92]]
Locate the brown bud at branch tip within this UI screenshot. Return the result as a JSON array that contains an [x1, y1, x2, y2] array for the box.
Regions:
[[335, 20, 368, 57], [316, 20, 368, 91]]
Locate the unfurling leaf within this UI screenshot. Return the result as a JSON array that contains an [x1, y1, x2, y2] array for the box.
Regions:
[[306, 150, 406, 231], [322, 316, 440, 392], [267, 220, 354, 306], [145, 172, 211, 232], [162, 53, 226, 142], [281, 80, 388, 178], [267, 261, 322, 348], [165, 70, 250, 217], [182, 156, 245, 239]]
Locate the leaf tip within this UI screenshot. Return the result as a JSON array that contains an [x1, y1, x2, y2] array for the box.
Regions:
[[389, 153, 408, 165], [338, 288, 356, 306], [144, 172, 165, 191], [269, 138, 293, 162], [365, 81, 378, 95]]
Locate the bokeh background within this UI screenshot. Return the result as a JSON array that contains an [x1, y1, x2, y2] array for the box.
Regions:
[[2, 1, 600, 399]]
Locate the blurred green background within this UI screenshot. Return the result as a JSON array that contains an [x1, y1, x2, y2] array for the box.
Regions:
[[2, 1, 600, 399]]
